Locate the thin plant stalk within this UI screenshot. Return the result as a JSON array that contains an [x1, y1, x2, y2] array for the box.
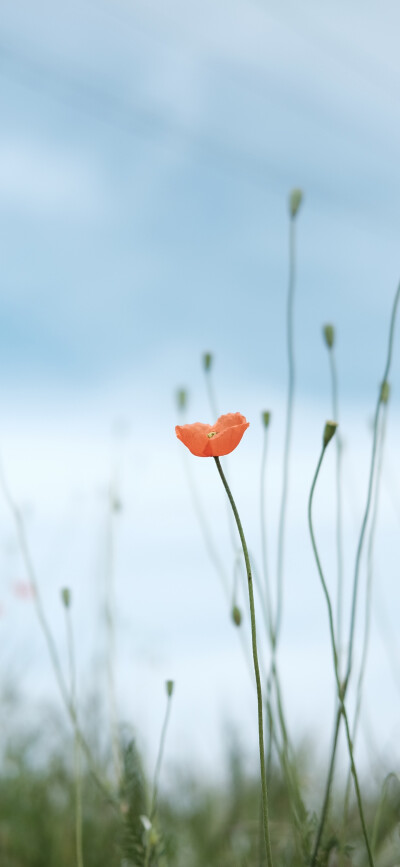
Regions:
[[214, 456, 274, 867], [64, 598, 84, 867], [308, 433, 375, 867], [0, 463, 117, 807], [104, 482, 123, 786], [312, 281, 400, 860], [260, 416, 306, 848], [310, 707, 342, 867], [149, 688, 174, 821], [180, 449, 254, 681], [327, 342, 344, 667], [344, 284, 400, 691], [260, 421, 274, 641], [275, 214, 297, 646], [342, 401, 389, 826], [371, 773, 397, 855], [144, 684, 174, 867]]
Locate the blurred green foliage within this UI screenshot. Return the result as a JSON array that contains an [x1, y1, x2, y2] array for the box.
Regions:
[[0, 704, 399, 867]]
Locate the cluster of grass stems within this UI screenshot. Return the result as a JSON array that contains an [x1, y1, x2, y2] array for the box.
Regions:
[[1, 189, 400, 866]]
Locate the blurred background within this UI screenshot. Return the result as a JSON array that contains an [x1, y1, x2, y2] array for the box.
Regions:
[[1, 0, 400, 793]]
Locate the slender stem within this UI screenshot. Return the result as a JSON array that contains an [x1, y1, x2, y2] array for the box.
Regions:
[[180, 449, 254, 681], [344, 282, 400, 691], [310, 706, 342, 867], [150, 692, 173, 821], [313, 281, 400, 857], [214, 456, 274, 867], [260, 425, 274, 641], [0, 464, 117, 808], [144, 689, 174, 867], [275, 216, 296, 645], [308, 441, 375, 867], [343, 403, 388, 827], [64, 603, 84, 867], [261, 413, 306, 849], [328, 347, 344, 667], [105, 483, 123, 786], [371, 773, 395, 855]]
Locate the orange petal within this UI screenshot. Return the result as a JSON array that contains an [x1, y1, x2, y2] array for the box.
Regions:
[[175, 413, 249, 457]]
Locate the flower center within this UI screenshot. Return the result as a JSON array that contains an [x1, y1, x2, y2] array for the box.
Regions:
[[207, 431, 217, 438]]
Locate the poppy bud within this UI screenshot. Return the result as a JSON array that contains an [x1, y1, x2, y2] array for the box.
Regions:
[[232, 605, 242, 627], [176, 388, 188, 411], [261, 410, 271, 429], [323, 324, 335, 349], [61, 587, 71, 608], [203, 352, 213, 372], [289, 188, 303, 218], [323, 420, 338, 449], [380, 380, 390, 404], [166, 680, 174, 697]]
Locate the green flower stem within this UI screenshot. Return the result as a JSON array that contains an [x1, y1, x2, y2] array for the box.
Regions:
[[0, 464, 117, 809], [214, 456, 274, 867], [343, 402, 388, 828], [344, 282, 400, 692], [371, 773, 395, 855], [327, 345, 344, 666], [260, 424, 274, 641], [308, 441, 375, 867], [64, 602, 84, 867], [313, 282, 400, 860], [180, 450, 254, 682], [150, 690, 173, 821], [275, 214, 297, 645], [104, 483, 123, 786], [310, 706, 342, 867], [144, 687, 174, 867]]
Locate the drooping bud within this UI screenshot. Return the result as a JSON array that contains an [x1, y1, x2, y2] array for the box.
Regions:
[[61, 587, 71, 609], [289, 188, 303, 219], [380, 380, 390, 404], [232, 606, 242, 627], [323, 420, 338, 449], [323, 324, 335, 349], [176, 388, 188, 411], [166, 680, 174, 698], [203, 352, 213, 372], [261, 410, 271, 429]]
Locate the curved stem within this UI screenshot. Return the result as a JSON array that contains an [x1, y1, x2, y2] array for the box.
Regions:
[[150, 691, 173, 821], [344, 282, 400, 690], [308, 441, 375, 867], [313, 281, 400, 859], [328, 347, 344, 667], [310, 706, 342, 867], [0, 464, 117, 808], [64, 603, 84, 867], [275, 216, 296, 645], [180, 449, 254, 681], [214, 456, 274, 867], [260, 425, 274, 641], [104, 482, 123, 786], [343, 403, 388, 827]]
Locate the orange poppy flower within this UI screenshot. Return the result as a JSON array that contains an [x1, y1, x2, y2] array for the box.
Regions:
[[175, 412, 249, 457]]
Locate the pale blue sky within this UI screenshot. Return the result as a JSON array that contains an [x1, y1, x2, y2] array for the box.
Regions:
[[1, 0, 400, 783], [1, 0, 400, 402]]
